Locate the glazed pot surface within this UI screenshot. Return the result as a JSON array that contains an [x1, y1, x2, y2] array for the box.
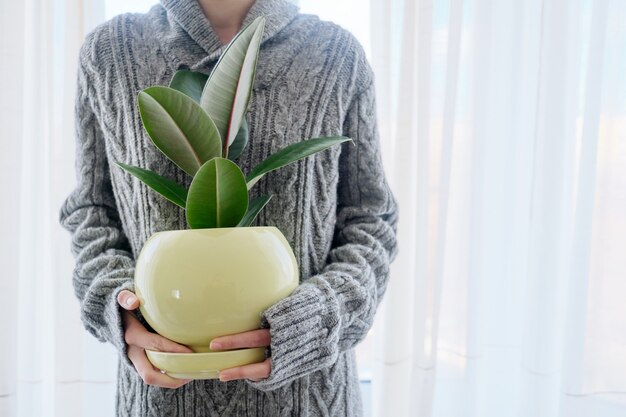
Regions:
[[134, 226, 299, 352]]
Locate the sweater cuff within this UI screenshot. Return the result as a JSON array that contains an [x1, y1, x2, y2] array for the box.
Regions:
[[78, 266, 135, 370], [247, 280, 341, 391]]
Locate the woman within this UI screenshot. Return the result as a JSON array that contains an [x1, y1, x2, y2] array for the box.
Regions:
[[59, 0, 398, 415]]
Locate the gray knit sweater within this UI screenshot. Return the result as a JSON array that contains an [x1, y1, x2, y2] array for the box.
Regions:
[[59, 0, 398, 415]]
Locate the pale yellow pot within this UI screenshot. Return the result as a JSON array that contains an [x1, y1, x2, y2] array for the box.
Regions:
[[134, 226, 299, 379]]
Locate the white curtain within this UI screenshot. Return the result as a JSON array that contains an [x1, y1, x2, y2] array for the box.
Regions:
[[0, 1, 121, 417], [370, 0, 626, 416]]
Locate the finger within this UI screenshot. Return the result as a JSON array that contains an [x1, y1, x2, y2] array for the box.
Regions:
[[210, 329, 270, 351], [127, 345, 191, 389], [219, 358, 271, 382], [117, 290, 140, 311], [123, 312, 193, 354]]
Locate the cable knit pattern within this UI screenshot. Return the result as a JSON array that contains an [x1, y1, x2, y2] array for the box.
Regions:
[[59, 0, 398, 416]]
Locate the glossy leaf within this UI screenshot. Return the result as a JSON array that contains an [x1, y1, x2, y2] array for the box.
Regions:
[[246, 136, 352, 189], [169, 70, 209, 103], [115, 162, 188, 208], [201, 17, 265, 155], [237, 195, 272, 227], [139, 86, 222, 176], [186, 158, 248, 229], [228, 118, 249, 161]]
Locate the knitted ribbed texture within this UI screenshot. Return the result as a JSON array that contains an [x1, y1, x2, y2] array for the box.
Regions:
[[59, 0, 398, 415]]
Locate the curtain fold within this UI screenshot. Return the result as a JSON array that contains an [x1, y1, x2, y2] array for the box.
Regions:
[[370, 0, 626, 416], [0, 1, 117, 417]]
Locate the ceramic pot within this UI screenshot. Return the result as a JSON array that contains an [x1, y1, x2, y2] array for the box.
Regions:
[[134, 226, 299, 378]]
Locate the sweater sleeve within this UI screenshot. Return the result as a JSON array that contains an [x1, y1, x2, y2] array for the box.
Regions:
[[248, 79, 399, 391], [59, 49, 135, 369]]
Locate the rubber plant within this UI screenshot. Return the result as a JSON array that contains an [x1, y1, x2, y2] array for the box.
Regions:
[[116, 16, 351, 229]]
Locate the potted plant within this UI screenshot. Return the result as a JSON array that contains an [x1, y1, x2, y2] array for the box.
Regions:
[[116, 16, 351, 380]]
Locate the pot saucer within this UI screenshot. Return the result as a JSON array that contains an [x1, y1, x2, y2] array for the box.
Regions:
[[146, 348, 266, 380]]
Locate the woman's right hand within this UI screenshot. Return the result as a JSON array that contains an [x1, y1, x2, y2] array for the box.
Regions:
[[117, 289, 194, 389]]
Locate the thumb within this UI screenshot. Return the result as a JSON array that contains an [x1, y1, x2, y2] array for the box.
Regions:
[[117, 289, 140, 311]]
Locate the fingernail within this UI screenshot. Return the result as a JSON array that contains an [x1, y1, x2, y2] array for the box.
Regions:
[[218, 372, 230, 382], [210, 341, 222, 350], [126, 294, 137, 307]]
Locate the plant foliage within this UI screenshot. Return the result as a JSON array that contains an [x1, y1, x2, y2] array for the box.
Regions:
[[116, 16, 352, 229]]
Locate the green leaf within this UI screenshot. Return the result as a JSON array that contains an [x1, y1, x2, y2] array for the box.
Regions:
[[228, 118, 249, 161], [201, 17, 265, 155], [169, 70, 209, 103], [139, 86, 222, 176], [237, 195, 272, 227], [186, 158, 249, 229], [115, 162, 188, 208], [246, 136, 352, 189]]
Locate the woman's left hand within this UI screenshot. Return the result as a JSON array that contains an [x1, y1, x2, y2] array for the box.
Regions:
[[210, 329, 271, 382]]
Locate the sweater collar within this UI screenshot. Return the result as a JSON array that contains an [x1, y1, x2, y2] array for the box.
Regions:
[[160, 0, 299, 61]]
